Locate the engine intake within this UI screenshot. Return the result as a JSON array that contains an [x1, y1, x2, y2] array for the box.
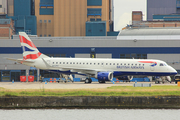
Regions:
[[96, 72, 113, 81]]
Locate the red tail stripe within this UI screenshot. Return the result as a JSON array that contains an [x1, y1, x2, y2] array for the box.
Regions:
[[139, 61, 157, 64], [23, 52, 41, 60], [19, 35, 36, 48]]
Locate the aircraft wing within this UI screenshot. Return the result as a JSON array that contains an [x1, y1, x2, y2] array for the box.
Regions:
[[6, 58, 35, 63]]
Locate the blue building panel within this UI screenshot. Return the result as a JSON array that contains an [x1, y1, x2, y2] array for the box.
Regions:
[[86, 21, 106, 36], [87, 0, 102, 6], [107, 32, 119, 36], [14, 0, 31, 16], [40, 8, 54, 15], [14, 16, 37, 35], [177, 0, 180, 8], [87, 8, 101, 17], [2, 47, 180, 58], [40, 0, 54, 7], [25, 16, 37, 35], [153, 14, 180, 21]]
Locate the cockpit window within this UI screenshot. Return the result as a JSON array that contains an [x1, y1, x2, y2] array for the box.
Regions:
[[160, 63, 164, 66]]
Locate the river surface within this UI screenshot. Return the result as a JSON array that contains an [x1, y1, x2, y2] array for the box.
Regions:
[[0, 109, 179, 120]]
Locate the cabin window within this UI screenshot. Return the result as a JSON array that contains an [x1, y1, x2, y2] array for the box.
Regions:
[[67, 62, 68, 64], [87, 63, 88, 65], [59, 62, 61, 64], [90, 63, 92, 65], [101, 63, 103, 65], [94, 63, 96, 65], [53, 62, 54, 64], [80, 63, 81, 64], [124, 64, 126, 65], [98, 63, 100, 65], [117, 63, 119, 65], [110, 63, 111, 65], [135, 64, 137, 66], [132, 64, 133, 66], [106, 63, 108, 65], [56, 62, 58, 64], [128, 64, 130, 65], [160, 63, 164, 66], [77, 62, 78, 64]]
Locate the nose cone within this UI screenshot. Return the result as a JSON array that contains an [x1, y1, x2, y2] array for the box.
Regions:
[[169, 66, 177, 75]]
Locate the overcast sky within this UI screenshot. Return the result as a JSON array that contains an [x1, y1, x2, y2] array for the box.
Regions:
[[114, 0, 146, 31]]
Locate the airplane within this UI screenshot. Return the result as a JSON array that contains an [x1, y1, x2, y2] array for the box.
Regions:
[[7, 32, 177, 83]]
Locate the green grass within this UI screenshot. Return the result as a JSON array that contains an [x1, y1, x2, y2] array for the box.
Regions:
[[0, 85, 180, 97]]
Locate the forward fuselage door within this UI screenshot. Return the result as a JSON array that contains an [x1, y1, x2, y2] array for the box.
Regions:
[[47, 60, 51, 66]]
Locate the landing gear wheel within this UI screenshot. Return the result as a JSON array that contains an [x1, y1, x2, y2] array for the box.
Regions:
[[99, 81, 105, 83], [85, 78, 92, 84]]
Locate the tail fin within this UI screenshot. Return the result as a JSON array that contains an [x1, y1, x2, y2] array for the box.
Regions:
[[19, 32, 49, 60]]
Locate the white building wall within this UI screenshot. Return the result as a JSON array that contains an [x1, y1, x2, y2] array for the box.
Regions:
[[0, 0, 7, 14]]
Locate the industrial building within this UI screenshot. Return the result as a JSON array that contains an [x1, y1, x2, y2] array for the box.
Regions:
[[35, 0, 115, 37], [0, 28, 180, 82], [0, 0, 117, 37], [147, 0, 178, 21], [130, 0, 180, 28]]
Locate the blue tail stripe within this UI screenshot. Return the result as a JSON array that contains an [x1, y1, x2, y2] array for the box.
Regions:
[[21, 46, 35, 52]]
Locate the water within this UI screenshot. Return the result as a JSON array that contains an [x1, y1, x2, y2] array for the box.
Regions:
[[0, 109, 180, 120]]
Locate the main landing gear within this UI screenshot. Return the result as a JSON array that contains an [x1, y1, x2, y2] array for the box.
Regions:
[[85, 78, 92, 83]]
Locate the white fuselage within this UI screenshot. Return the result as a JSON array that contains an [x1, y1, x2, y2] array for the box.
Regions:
[[23, 58, 177, 77]]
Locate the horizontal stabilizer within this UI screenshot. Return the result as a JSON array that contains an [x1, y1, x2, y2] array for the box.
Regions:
[[6, 57, 35, 63]]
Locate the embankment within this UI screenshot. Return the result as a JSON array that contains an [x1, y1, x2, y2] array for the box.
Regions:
[[0, 96, 180, 109]]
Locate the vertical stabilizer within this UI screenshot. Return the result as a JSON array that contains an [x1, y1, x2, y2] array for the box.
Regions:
[[19, 32, 49, 60]]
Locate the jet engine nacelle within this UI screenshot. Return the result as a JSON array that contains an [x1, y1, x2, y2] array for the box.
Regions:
[[95, 72, 113, 81], [117, 76, 133, 81]]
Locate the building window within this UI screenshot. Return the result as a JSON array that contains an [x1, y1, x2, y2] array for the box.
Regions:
[[48, 20, 51, 23], [90, 18, 95, 21], [39, 20, 42, 23], [87, 0, 102, 6], [48, 35, 51, 37], [87, 8, 102, 17], [40, 34, 42, 37], [44, 34, 47, 37], [44, 20, 47, 23], [120, 54, 147, 59], [0, 5, 2, 8], [96, 18, 101, 21]]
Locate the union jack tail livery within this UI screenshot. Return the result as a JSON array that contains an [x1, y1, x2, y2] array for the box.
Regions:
[[19, 32, 49, 60]]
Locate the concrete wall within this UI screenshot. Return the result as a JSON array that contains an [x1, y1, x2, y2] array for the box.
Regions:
[[1, 96, 180, 109]]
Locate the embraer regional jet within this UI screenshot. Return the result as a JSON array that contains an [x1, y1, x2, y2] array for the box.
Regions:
[[7, 32, 177, 83]]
